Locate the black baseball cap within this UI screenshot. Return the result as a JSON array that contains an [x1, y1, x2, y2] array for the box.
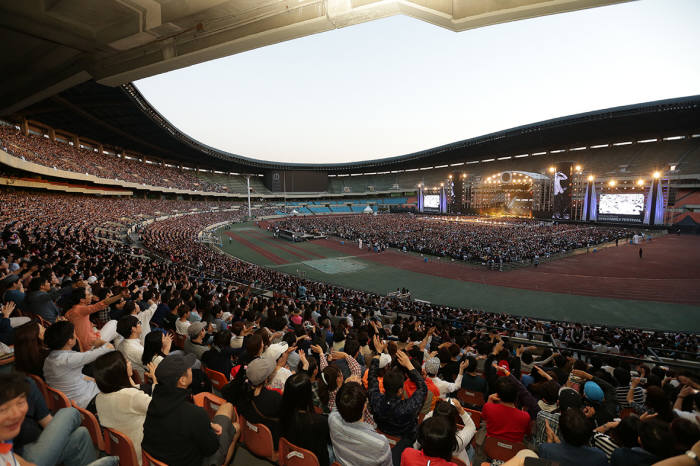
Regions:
[[155, 353, 198, 387]]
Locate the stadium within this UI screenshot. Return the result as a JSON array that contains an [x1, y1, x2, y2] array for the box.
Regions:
[[0, 1, 698, 466]]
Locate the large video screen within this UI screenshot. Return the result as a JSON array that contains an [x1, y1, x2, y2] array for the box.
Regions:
[[599, 194, 645, 216], [424, 194, 440, 209]]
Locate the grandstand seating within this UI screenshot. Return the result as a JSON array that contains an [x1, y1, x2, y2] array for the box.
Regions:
[[195, 171, 265, 194], [307, 206, 332, 214]]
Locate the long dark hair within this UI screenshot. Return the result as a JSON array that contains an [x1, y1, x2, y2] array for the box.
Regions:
[[280, 373, 315, 429], [417, 416, 457, 461], [432, 400, 459, 427], [142, 331, 165, 366], [13, 321, 47, 376], [318, 365, 341, 407], [94, 351, 132, 393]]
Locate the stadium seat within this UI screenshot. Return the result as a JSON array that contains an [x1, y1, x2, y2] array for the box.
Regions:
[[483, 436, 526, 462], [142, 449, 168, 466], [240, 417, 278, 462], [466, 408, 482, 429], [457, 389, 485, 408], [173, 333, 185, 350], [103, 427, 138, 466], [193, 392, 226, 420], [46, 386, 71, 413], [27, 373, 49, 406], [451, 457, 468, 466], [71, 401, 105, 451], [203, 367, 228, 392], [278, 437, 320, 466], [620, 407, 636, 418]]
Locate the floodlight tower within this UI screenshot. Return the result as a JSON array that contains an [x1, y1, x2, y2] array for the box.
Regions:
[[246, 175, 252, 218]]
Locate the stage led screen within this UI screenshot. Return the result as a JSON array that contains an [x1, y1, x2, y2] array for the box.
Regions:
[[424, 194, 440, 209], [599, 194, 645, 216]]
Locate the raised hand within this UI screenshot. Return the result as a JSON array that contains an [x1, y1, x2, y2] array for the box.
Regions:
[[1, 301, 16, 318], [162, 333, 173, 354], [395, 350, 414, 370]]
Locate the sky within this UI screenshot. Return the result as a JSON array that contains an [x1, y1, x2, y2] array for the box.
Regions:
[[135, 0, 700, 164]]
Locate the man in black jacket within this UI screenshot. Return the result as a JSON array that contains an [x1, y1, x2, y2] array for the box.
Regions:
[[142, 353, 240, 466]]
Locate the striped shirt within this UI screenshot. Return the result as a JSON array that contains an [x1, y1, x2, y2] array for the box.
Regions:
[[615, 385, 645, 409], [592, 432, 620, 460], [535, 410, 560, 446]]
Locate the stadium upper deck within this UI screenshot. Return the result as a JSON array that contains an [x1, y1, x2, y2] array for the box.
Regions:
[[6, 80, 700, 178]]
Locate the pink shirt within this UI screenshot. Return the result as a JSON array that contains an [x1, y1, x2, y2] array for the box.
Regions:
[[66, 301, 109, 348]]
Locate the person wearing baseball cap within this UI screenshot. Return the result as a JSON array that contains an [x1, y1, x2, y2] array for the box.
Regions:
[[235, 357, 284, 445], [142, 353, 239, 466], [184, 321, 210, 359]]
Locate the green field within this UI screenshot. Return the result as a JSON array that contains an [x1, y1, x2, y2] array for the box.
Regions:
[[214, 223, 700, 332]]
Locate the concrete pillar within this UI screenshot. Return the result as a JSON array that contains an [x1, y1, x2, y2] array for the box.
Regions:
[[20, 119, 28, 135], [48, 127, 56, 141]]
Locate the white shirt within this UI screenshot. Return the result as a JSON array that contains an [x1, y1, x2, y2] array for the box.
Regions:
[[43, 345, 113, 408], [118, 338, 145, 376], [96, 387, 151, 465], [429, 372, 464, 397], [329, 410, 392, 466], [175, 319, 191, 335], [137, 303, 158, 345]]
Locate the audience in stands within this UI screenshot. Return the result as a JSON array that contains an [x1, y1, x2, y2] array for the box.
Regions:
[[0, 125, 229, 192], [0, 187, 698, 466]]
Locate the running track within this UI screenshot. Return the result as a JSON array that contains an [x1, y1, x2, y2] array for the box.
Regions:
[[223, 231, 288, 265], [313, 234, 700, 305]]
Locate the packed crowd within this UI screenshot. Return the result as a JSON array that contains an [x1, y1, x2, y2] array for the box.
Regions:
[[275, 214, 633, 263], [0, 188, 698, 466], [0, 125, 228, 192]]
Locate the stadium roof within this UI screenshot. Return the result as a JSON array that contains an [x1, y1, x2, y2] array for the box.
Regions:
[[0, 0, 631, 115], [11, 81, 700, 173]]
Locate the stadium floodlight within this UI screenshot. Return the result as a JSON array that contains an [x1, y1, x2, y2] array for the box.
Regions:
[[448, 175, 452, 179], [653, 171, 661, 179], [575, 165, 582, 172], [548, 167, 555, 173], [637, 179, 644, 186], [608, 180, 616, 187], [587, 175, 594, 182]]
